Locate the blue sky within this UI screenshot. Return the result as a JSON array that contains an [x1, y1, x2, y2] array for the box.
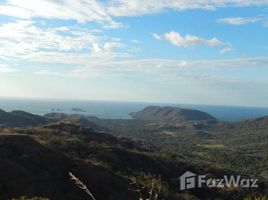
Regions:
[[0, 0, 268, 107]]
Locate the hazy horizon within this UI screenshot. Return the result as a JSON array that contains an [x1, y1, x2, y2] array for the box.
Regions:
[[1, 95, 268, 109], [2, 96, 268, 122]]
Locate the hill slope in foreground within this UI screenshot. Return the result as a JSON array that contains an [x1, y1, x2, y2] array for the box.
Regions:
[[0, 133, 137, 200]]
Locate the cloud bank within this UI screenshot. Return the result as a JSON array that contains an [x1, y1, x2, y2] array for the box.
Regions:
[[1, 0, 268, 28]]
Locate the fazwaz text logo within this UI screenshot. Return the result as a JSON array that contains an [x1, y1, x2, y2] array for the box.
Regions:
[[179, 171, 258, 190]]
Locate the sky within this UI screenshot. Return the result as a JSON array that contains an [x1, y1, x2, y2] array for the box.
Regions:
[[0, 0, 268, 107]]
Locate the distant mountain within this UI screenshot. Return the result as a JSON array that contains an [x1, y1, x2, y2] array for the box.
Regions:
[[0, 109, 47, 128], [44, 113, 107, 132], [131, 106, 217, 123], [234, 115, 268, 130]]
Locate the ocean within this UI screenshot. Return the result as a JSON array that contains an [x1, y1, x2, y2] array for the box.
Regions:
[[0, 97, 268, 122]]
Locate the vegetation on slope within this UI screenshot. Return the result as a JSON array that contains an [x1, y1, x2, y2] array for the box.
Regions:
[[0, 106, 268, 199]]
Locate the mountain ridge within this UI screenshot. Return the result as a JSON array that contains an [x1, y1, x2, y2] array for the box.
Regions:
[[0, 109, 47, 128], [130, 106, 217, 122]]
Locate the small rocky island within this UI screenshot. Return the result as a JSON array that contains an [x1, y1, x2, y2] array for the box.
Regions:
[[71, 108, 86, 112]]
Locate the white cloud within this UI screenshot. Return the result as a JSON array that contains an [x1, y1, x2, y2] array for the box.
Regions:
[[0, 0, 122, 28], [217, 16, 263, 25], [0, 20, 127, 62], [0, 0, 268, 28], [0, 64, 16, 72], [152, 33, 162, 40], [153, 31, 225, 48], [219, 47, 233, 54], [0, 20, 97, 55], [28, 56, 268, 108], [107, 0, 268, 17], [131, 39, 141, 44], [34, 57, 268, 78]]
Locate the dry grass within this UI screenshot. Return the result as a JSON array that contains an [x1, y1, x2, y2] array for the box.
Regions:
[[130, 175, 162, 200], [69, 172, 96, 200]]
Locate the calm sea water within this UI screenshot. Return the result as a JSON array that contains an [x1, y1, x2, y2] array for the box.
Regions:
[[0, 98, 268, 122]]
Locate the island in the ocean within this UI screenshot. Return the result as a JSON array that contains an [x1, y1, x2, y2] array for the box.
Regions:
[[51, 108, 63, 112], [71, 108, 87, 112]]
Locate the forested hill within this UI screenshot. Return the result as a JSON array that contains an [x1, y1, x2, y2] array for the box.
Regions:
[[130, 106, 217, 122]]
